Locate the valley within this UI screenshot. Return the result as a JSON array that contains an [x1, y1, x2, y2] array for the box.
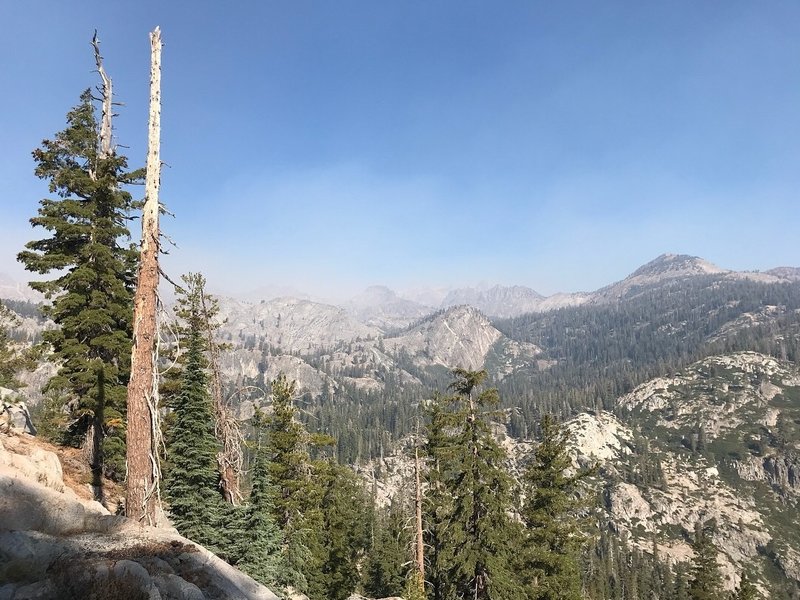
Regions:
[[3, 252, 800, 597]]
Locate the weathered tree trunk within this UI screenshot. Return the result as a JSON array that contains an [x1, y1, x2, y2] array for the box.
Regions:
[[126, 27, 163, 525], [200, 288, 243, 505], [92, 31, 113, 159]]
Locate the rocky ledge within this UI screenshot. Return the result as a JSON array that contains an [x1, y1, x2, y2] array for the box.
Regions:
[[0, 428, 278, 600]]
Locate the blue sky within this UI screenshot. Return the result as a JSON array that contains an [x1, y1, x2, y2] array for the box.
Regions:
[[1, 2, 798, 299]]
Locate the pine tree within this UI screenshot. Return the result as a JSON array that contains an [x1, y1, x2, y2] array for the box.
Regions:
[[423, 391, 456, 600], [264, 374, 324, 594], [425, 369, 524, 600], [363, 500, 410, 598], [520, 414, 591, 600], [163, 279, 225, 550], [236, 409, 283, 588], [17, 88, 141, 480], [404, 571, 428, 600], [308, 460, 372, 600], [162, 272, 241, 505], [688, 520, 723, 600], [673, 562, 691, 600], [734, 572, 758, 600]]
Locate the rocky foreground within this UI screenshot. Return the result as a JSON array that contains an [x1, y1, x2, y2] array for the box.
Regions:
[[0, 422, 278, 600]]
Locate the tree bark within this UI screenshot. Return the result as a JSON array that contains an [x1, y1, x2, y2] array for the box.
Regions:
[[92, 31, 113, 159], [200, 286, 243, 505], [126, 26, 162, 525]]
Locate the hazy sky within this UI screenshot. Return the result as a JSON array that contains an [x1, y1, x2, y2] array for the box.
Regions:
[[1, 2, 798, 299]]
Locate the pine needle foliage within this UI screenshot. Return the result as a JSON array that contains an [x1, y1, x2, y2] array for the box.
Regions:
[[310, 460, 372, 600], [17, 90, 141, 479], [236, 409, 283, 589], [734, 572, 759, 600], [521, 414, 592, 600], [688, 520, 723, 600], [425, 368, 524, 600], [363, 500, 412, 599], [163, 278, 225, 551], [264, 374, 319, 593], [404, 570, 428, 600]]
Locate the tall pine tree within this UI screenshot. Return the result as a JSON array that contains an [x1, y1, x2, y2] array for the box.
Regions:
[[425, 369, 524, 600], [18, 88, 141, 480], [734, 572, 758, 600], [308, 460, 372, 600], [363, 499, 411, 599], [520, 414, 591, 600], [264, 374, 324, 595], [688, 520, 722, 600], [236, 409, 283, 589], [163, 276, 225, 551]]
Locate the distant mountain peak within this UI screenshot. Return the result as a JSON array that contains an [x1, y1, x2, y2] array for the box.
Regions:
[[0, 273, 43, 303], [767, 266, 800, 281], [345, 285, 433, 332], [628, 253, 727, 279], [441, 284, 545, 318], [349, 285, 401, 306]]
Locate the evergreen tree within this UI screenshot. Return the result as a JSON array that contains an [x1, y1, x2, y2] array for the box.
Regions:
[[404, 571, 428, 600], [18, 89, 141, 479], [520, 414, 591, 600], [163, 272, 241, 504], [673, 562, 691, 600], [264, 374, 325, 594], [236, 409, 283, 589], [688, 520, 723, 600], [308, 460, 372, 600], [422, 390, 455, 600], [425, 369, 524, 600], [163, 279, 225, 551], [363, 500, 411, 598], [734, 572, 758, 600]]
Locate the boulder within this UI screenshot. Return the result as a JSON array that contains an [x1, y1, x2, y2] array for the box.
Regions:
[[0, 397, 37, 435]]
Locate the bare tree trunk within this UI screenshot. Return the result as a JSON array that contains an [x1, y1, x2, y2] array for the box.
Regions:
[[200, 288, 243, 505], [92, 31, 113, 159], [126, 27, 163, 525]]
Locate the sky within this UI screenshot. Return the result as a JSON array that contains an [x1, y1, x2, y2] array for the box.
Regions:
[[1, 2, 798, 300]]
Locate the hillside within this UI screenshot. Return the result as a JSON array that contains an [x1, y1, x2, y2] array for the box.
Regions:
[[361, 353, 800, 594], [4, 254, 800, 593]]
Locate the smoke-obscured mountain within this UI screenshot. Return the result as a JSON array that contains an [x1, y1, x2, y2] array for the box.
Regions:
[[768, 267, 800, 281], [382, 305, 541, 374], [0, 273, 43, 303], [219, 303, 540, 401], [216, 296, 382, 354], [439, 284, 589, 318], [344, 285, 433, 331], [590, 253, 793, 304]]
